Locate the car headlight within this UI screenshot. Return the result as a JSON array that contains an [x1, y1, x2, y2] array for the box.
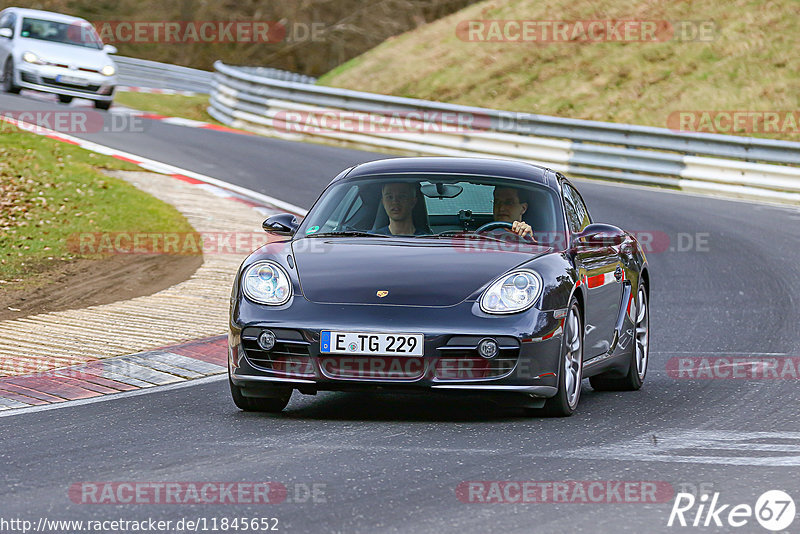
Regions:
[[22, 51, 43, 64], [241, 261, 292, 305], [479, 270, 543, 314], [101, 65, 116, 76]]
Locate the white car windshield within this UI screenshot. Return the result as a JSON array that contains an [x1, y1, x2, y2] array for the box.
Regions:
[[20, 17, 103, 49]]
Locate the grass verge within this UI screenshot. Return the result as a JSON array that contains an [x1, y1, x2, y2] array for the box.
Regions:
[[114, 92, 216, 123], [0, 124, 195, 288]]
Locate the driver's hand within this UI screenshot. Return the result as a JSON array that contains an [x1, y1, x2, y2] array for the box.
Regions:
[[511, 221, 535, 240]]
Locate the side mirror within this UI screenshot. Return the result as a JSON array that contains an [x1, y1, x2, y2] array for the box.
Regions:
[[574, 223, 626, 246], [262, 213, 299, 236], [103, 44, 118, 54], [0, 28, 12, 39]]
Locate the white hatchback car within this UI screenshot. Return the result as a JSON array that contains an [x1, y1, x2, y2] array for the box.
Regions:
[[0, 7, 118, 109]]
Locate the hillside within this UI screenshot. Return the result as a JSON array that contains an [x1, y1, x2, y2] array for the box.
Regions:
[[319, 0, 800, 140]]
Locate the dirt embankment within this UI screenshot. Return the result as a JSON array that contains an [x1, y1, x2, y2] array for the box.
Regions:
[[0, 253, 202, 321]]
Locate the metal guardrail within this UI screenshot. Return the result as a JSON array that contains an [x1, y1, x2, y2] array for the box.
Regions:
[[113, 56, 213, 93], [113, 57, 316, 95], [209, 61, 800, 203], [232, 66, 317, 85]]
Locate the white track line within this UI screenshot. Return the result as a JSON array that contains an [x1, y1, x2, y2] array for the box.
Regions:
[[0, 114, 307, 216]]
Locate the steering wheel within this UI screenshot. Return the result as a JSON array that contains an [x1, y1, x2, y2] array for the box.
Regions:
[[475, 221, 513, 233]]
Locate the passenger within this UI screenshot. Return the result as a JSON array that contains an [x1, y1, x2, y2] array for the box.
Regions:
[[374, 182, 426, 236]]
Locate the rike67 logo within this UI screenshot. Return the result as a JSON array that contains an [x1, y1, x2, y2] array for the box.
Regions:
[[667, 490, 796, 531]]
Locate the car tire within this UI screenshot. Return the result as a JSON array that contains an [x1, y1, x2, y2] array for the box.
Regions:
[[3, 60, 21, 94], [527, 298, 583, 417], [58, 94, 73, 104], [589, 281, 649, 391], [94, 100, 112, 110], [229, 377, 292, 413]]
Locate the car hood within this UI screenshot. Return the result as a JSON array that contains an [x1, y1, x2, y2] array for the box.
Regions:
[[19, 39, 110, 69], [293, 238, 547, 307]]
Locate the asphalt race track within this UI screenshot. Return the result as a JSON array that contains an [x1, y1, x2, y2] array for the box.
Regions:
[[2, 92, 800, 533]]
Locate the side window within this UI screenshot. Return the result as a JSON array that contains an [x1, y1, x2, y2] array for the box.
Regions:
[[319, 185, 359, 232], [562, 190, 581, 233], [563, 183, 590, 231], [571, 186, 591, 229]]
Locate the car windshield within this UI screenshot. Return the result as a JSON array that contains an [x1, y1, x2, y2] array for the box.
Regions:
[[297, 173, 567, 248], [20, 17, 103, 49]]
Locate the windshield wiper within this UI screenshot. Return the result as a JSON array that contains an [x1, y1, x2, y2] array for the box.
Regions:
[[413, 233, 546, 246], [307, 231, 390, 238], [412, 233, 506, 243]]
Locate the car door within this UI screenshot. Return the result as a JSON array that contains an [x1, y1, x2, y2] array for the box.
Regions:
[[563, 181, 625, 357]]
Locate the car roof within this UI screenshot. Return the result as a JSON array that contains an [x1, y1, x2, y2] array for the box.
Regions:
[[3, 7, 90, 25], [340, 157, 558, 189]]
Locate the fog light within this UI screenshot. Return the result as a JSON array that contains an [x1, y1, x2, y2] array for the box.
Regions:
[[478, 338, 499, 359], [258, 330, 276, 351]]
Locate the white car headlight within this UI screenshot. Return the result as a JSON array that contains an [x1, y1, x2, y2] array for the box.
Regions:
[[242, 261, 292, 305], [480, 270, 543, 314], [22, 51, 43, 64], [101, 65, 116, 76]]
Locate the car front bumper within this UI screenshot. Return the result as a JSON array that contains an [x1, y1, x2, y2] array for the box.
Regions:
[[16, 64, 116, 100], [229, 297, 566, 402]]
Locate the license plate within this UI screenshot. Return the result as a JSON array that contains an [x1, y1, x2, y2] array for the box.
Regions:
[[56, 75, 89, 86], [320, 331, 423, 356]]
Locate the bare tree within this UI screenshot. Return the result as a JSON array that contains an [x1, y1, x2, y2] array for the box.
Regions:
[[0, 0, 478, 75]]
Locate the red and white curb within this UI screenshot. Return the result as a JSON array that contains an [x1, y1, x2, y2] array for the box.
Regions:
[[0, 113, 307, 217], [20, 86, 199, 97], [586, 271, 622, 289], [0, 97, 308, 413], [14, 89, 263, 150], [117, 85, 199, 96], [574, 269, 625, 290], [0, 336, 228, 414], [125, 110, 255, 137]]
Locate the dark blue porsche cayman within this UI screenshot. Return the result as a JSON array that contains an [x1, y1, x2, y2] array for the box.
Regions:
[[228, 157, 650, 416]]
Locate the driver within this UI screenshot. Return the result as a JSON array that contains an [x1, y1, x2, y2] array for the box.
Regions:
[[374, 182, 427, 236], [492, 187, 534, 239]]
